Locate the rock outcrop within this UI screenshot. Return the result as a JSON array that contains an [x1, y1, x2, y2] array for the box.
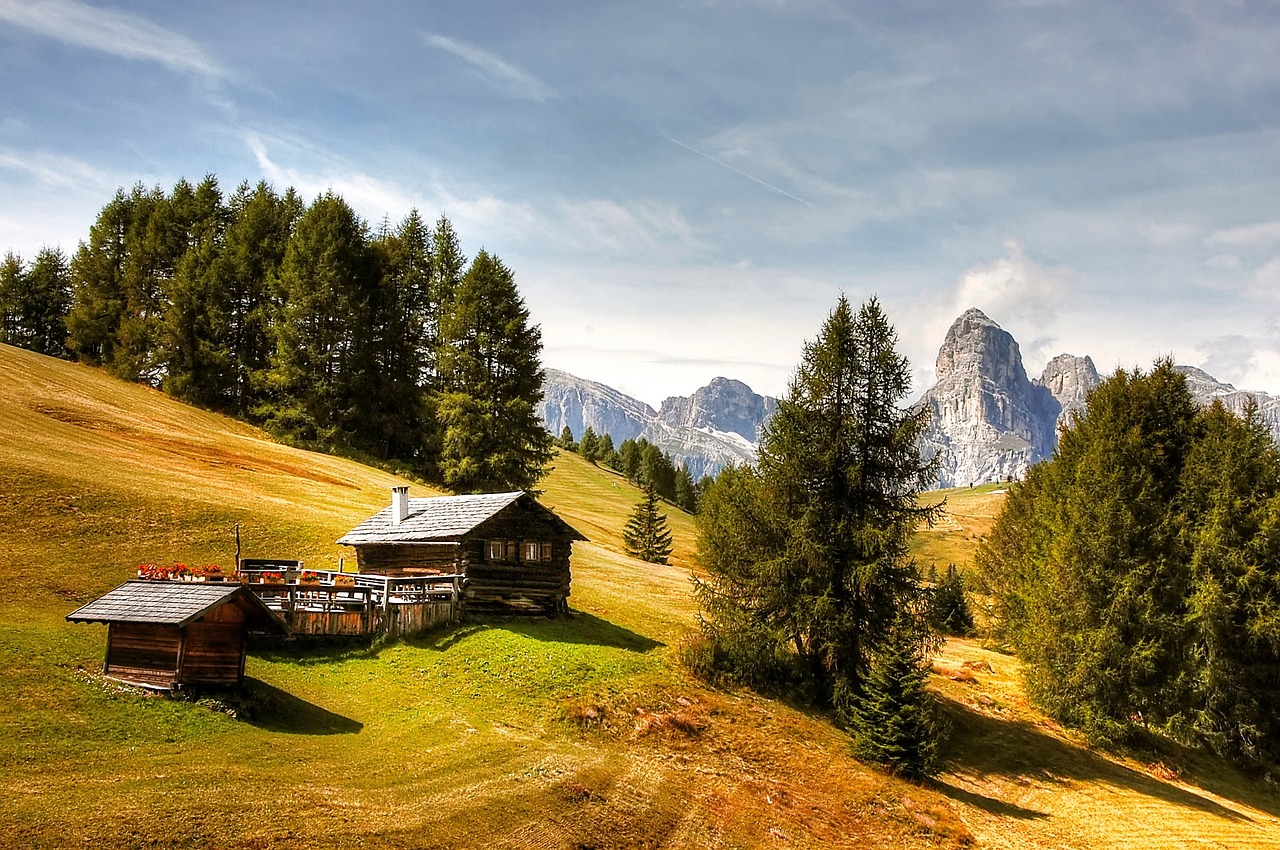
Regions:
[[912, 309, 1060, 488], [1038, 353, 1101, 433], [1177, 366, 1280, 436]]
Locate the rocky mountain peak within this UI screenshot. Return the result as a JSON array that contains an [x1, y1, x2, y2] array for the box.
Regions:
[[935, 307, 1032, 389], [1038, 354, 1100, 431], [915, 309, 1057, 487], [658, 377, 777, 442]]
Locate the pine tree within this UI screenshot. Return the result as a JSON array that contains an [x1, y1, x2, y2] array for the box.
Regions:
[[695, 296, 940, 707], [24, 247, 72, 357], [0, 251, 24, 347], [675, 464, 698, 513], [434, 249, 552, 493], [579, 426, 600, 462], [848, 615, 942, 778], [928, 564, 974, 636], [557, 425, 577, 452], [259, 192, 378, 447], [624, 484, 674, 564], [224, 181, 300, 414]]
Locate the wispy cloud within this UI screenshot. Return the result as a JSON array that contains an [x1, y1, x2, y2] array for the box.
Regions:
[[0, 147, 119, 191], [422, 33, 556, 102], [0, 0, 224, 78], [666, 135, 811, 206]]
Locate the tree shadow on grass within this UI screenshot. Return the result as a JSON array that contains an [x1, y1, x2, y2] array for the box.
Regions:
[[400, 611, 663, 654], [236, 678, 363, 736], [491, 609, 664, 653], [935, 696, 1269, 823]]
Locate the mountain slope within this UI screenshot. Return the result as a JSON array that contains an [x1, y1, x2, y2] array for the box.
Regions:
[[4, 342, 1278, 849], [541, 369, 775, 478]]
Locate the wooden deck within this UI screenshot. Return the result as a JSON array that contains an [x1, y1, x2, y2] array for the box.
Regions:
[[236, 569, 463, 638]]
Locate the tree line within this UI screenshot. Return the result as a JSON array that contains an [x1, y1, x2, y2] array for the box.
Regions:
[[1, 177, 551, 493], [977, 361, 1280, 768], [555, 425, 702, 513]]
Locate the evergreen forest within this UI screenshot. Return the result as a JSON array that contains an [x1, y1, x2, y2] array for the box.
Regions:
[[0, 177, 550, 492]]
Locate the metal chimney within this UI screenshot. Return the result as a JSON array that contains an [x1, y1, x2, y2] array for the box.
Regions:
[[391, 486, 410, 525]]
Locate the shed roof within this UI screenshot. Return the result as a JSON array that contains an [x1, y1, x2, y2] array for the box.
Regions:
[[67, 581, 288, 634], [337, 491, 586, 546]]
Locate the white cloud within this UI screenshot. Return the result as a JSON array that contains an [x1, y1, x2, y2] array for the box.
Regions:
[[0, 0, 224, 78], [1140, 221, 1198, 247], [952, 240, 1069, 326], [1207, 220, 1280, 247], [421, 33, 556, 103]]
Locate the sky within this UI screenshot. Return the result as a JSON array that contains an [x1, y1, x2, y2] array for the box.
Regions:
[[1, 0, 1279, 407]]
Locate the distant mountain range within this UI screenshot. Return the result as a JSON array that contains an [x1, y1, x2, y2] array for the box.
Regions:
[[541, 310, 1280, 486], [539, 369, 775, 479]]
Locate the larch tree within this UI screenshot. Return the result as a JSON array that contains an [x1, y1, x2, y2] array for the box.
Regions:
[[434, 249, 552, 493], [694, 295, 940, 719]]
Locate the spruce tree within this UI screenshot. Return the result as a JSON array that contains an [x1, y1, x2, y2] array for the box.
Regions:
[[557, 425, 576, 452], [259, 192, 378, 447], [0, 252, 21, 346], [580, 426, 600, 462], [624, 484, 674, 564], [848, 615, 942, 778], [434, 249, 552, 493]]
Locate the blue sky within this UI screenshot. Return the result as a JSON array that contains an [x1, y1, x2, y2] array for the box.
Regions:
[[2, 0, 1278, 406]]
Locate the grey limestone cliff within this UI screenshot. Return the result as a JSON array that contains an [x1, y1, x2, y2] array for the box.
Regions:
[[913, 308, 1060, 488]]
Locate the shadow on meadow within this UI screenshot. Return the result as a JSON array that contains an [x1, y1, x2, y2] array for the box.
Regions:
[[236, 678, 363, 736], [935, 697, 1279, 823]]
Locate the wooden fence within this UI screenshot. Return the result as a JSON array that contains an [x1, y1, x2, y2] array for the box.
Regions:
[[238, 568, 463, 638]]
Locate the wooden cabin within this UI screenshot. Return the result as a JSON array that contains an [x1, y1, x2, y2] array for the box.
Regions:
[[337, 488, 587, 616], [67, 581, 288, 689]]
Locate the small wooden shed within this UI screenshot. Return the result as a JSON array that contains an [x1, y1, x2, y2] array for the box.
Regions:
[[337, 488, 587, 616], [67, 581, 288, 689]]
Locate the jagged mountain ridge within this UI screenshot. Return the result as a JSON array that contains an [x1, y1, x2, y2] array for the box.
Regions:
[[540, 369, 775, 479], [543, 312, 1280, 487]]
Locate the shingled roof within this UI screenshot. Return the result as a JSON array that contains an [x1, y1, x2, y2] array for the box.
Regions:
[[336, 491, 585, 546], [67, 581, 288, 633]]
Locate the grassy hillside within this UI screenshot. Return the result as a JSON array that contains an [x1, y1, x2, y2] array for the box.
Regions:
[[3, 342, 1279, 849]]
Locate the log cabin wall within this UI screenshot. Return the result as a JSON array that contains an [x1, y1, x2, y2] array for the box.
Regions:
[[464, 502, 574, 616], [353, 543, 461, 577], [180, 601, 250, 686], [105, 623, 182, 688]]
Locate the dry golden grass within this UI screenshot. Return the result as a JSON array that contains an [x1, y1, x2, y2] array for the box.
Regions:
[[2, 342, 1279, 849], [912, 483, 1008, 571]]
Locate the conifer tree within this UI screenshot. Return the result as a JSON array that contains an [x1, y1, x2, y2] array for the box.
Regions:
[[848, 615, 942, 778], [557, 425, 577, 452], [224, 181, 300, 413], [434, 249, 552, 493], [928, 564, 974, 636], [695, 296, 940, 709], [624, 484, 674, 564], [0, 251, 21, 345], [580, 426, 602, 462], [675, 464, 698, 513], [1, 249, 72, 356], [260, 192, 378, 447]]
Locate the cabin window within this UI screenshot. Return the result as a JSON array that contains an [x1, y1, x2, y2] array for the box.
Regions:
[[520, 541, 552, 562], [487, 539, 516, 562]]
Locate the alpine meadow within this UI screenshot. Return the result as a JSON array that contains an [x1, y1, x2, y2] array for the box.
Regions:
[[5, 168, 1280, 850]]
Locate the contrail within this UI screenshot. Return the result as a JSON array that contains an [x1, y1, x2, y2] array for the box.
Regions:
[[666, 135, 812, 207]]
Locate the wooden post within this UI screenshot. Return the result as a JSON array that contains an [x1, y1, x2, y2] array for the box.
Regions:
[[234, 523, 242, 575]]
